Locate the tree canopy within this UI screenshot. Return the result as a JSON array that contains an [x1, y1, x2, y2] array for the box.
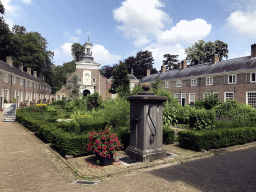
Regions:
[[124, 50, 155, 79], [71, 43, 85, 62], [162, 54, 179, 70], [101, 65, 117, 79], [111, 61, 130, 97], [185, 40, 228, 65]]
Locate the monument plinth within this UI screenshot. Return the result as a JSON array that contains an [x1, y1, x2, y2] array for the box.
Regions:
[[126, 83, 167, 162]]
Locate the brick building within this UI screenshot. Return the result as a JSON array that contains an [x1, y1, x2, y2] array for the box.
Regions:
[[0, 57, 52, 109], [140, 44, 256, 108], [63, 40, 109, 100]]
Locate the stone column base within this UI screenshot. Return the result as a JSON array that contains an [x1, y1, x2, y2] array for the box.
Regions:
[[126, 146, 166, 162]]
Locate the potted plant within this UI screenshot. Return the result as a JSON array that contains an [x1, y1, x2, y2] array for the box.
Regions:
[[87, 128, 123, 166]]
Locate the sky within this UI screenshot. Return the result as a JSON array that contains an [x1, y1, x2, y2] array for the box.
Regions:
[[1, 0, 256, 71]]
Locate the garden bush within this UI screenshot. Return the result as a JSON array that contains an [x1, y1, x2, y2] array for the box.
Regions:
[[116, 126, 130, 149], [178, 126, 256, 151], [163, 125, 175, 144], [188, 108, 216, 130]]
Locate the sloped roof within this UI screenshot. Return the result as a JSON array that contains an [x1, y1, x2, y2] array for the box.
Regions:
[[140, 56, 256, 83], [0, 60, 50, 87], [109, 74, 139, 80]]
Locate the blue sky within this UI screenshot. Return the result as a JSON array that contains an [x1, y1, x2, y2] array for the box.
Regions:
[[2, 0, 256, 71]]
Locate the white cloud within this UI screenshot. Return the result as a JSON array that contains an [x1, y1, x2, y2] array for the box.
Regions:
[[113, 0, 171, 47], [53, 43, 73, 65], [226, 9, 256, 37], [22, 0, 31, 4], [159, 19, 212, 45], [92, 44, 122, 65], [76, 28, 83, 35]]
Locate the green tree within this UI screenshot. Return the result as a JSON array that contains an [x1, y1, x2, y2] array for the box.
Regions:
[[124, 50, 154, 79], [151, 78, 163, 92], [162, 54, 179, 70], [63, 60, 76, 74], [0, 1, 5, 14], [71, 43, 85, 62], [111, 61, 130, 97], [185, 40, 228, 65], [12, 25, 26, 34], [101, 64, 117, 79], [66, 74, 80, 99]]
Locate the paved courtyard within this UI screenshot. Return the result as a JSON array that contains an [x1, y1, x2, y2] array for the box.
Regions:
[[1, 111, 256, 191]]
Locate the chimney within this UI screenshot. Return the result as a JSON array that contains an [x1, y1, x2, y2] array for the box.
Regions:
[[211, 54, 219, 64], [131, 68, 133, 75], [251, 43, 256, 58], [181, 60, 187, 70], [178, 62, 182, 69], [6, 56, 13, 67], [147, 69, 150, 76], [27, 67, 31, 75], [33, 71, 37, 78], [161, 65, 166, 73], [19, 63, 23, 72]]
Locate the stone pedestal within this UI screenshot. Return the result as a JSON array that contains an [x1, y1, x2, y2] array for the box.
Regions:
[[126, 92, 167, 162]]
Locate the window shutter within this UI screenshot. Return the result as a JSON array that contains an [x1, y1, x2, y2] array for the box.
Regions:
[[246, 74, 250, 82]]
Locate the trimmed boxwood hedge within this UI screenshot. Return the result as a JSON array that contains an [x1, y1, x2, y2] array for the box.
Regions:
[[178, 127, 256, 151], [163, 125, 175, 144]]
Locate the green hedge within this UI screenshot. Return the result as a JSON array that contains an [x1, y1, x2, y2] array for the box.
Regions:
[[178, 127, 256, 151], [163, 125, 175, 144], [16, 110, 90, 156]]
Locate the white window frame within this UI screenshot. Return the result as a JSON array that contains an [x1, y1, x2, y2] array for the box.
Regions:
[[206, 77, 213, 85], [246, 91, 256, 109], [176, 80, 182, 87], [228, 74, 237, 84], [165, 81, 170, 88], [224, 92, 234, 102], [13, 90, 16, 100], [12, 76, 16, 84], [20, 78, 23, 86], [4, 74, 8, 83], [251, 72, 256, 82], [5, 89, 9, 101], [191, 79, 197, 86], [246, 74, 251, 82], [174, 93, 181, 103], [213, 92, 219, 98], [25, 80, 28, 87], [189, 93, 195, 104]]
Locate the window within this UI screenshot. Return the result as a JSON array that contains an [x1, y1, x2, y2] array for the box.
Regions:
[[5, 89, 9, 101], [251, 72, 256, 82], [62, 95, 65, 99], [57, 95, 60, 100], [87, 48, 90, 55], [174, 93, 180, 103], [20, 91, 23, 102], [165, 81, 170, 88], [25, 80, 28, 87], [62, 90, 65, 93], [224, 92, 234, 102], [246, 74, 250, 82], [13, 90, 16, 100], [203, 92, 211, 99], [1, 89, 3, 97], [3, 74, 8, 83], [79, 78, 81, 83], [92, 78, 96, 84], [20, 78, 23, 86], [228, 75, 237, 84], [191, 79, 197, 86], [12, 76, 16, 84], [189, 93, 195, 104], [206, 77, 213, 85], [213, 92, 219, 98], [247, 92, 256, 108], [176, 80, 182, 87]]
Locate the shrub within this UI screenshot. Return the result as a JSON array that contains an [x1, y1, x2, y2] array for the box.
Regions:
[[194, 99, 204, 109], [178, 127, 256, 151], [86, 91, 102, 110], [189, 108, 216, 130], [129, 83, 144, 95], [163, 125, 175, 144], [116, 126, 130, 149]]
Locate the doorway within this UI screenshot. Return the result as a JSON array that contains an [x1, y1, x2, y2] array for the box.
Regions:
[[181, 93, 186, 106]]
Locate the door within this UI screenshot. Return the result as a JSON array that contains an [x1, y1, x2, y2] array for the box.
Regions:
[[181, 93, 186, 106]]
